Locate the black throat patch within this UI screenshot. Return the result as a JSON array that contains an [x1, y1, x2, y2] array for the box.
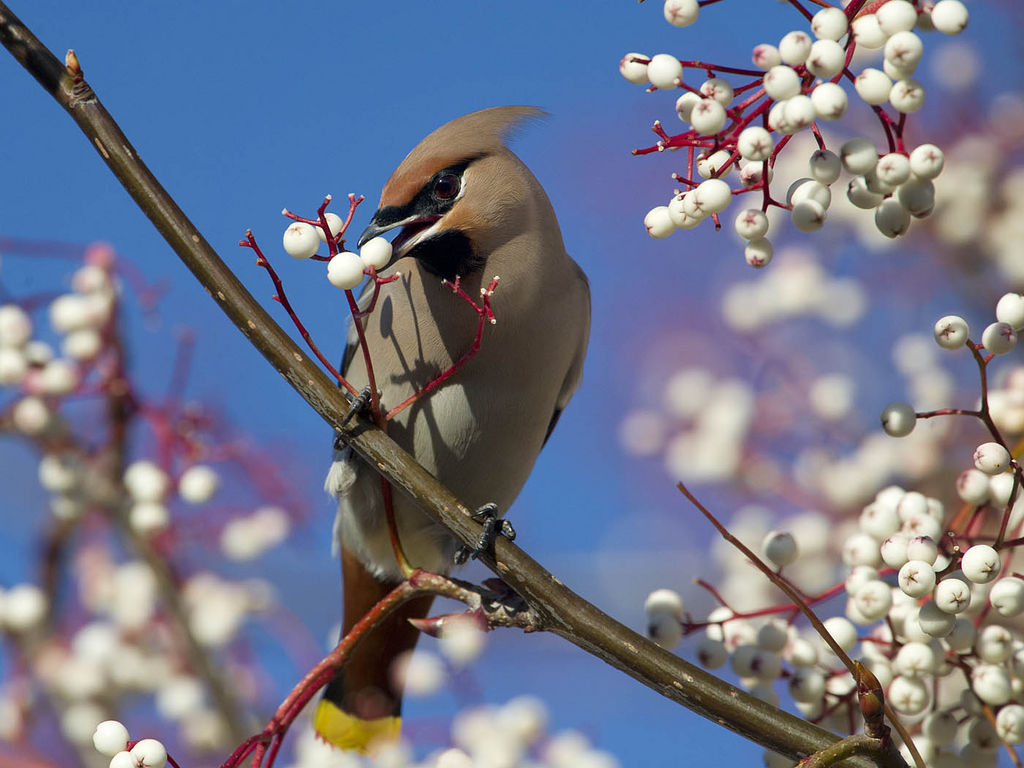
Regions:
[[409, 229, 483, 281]]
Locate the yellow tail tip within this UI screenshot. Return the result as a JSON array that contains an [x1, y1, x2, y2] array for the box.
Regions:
[[313, 698, 401, 754]]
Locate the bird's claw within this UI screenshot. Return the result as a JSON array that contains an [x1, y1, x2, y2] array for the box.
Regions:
[[333, 386, 373, 449], [455, 503, 515, 564], [341, 386, 373, 426]]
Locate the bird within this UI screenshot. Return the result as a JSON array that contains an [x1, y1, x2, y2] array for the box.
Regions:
[[317, 106, 591, 753]]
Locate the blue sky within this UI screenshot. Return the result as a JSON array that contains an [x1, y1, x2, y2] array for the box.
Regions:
[[1, 2, 1020, 766]]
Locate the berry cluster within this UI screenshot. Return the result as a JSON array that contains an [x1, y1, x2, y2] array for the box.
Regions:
[[281, 211, 394, 291], [644, 289, 1024, 767], [623, 0, 970, 264], [93, 720, 171, 768], [0, 243, 303, 762]]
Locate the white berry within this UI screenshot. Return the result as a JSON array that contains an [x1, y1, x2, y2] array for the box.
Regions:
[[852, 15, 887, 50], [876, 153, 911, 186], [810, 82, 847, 121], [92, 720, 130, 757], [791, 200, 826, 232], [877, 0, 918, 35], [0, 348, 27, 385], [933, 577, 971, 614], [855, 68, 893, 106], [326, 251, 366, 290], [809, 149, 841, 185], [787, 179, 830, 209], [906, 535, 938, 564], [763, 66, 802, 101], [360, 237, 393, 270], [956, 468, 990, 504], [178, 465, 220, 504], [960, 544, 1000, 584], [894, 641, 936, 678], [648, 611, 683, 649], [693, 179, 732, 214], [822, 616, 858, 653], [806, 39, 845, 79], [898, 560, 936, 598], [647, 53, 683, 89], [0, 305, 32, 346], [909, 144, 944, 179], [884, 31, 923, 70], [783, 95, 815, 131], [700, 77, 733, 105], [695, 149, 732, 179], [644, 588, 684, 620], [744, 238, 774, 268], [124, 460, 170, 503], [763, 530, 798, 566], [874, 198, 911, 238], [846, 176, 884, 209], [644, 206, 675, 239], [982, 322, 1016, 355], [972, 664, 1011, 706], [996, 293, 1024, 330], [737, 127, 773, 162], [889, 79, 926, 113], [997, 704, 1024, 744], [811, 7, 848, 41], [889, 676, 930, 715], [12, 396, 50, 435], [930, 0, 969, 35], [778, 30, 812, 66], [689, 98, 727, 134], [129, 738, 168, 768], [897, 177, 934, 217], [734, 209, 769, 241], [840, 138, 878, 175], [619, 52, 649, 85], [129, 502, 170, 536], [668, 195, 700, 229], [852, 581, 892, 622], [316, 212, 344, 244], [917, 601, 955, 638], [976, 625, 1013, 664], [282, 222, 320, 260], [752, 44, 782, 70], [880, 534, 910, 568], [696, 636, 728, 668], [989, 577, 1024, 617], [664, 0, 699, 28], [881, 401, 916, 437], [2, 584, 47, 631]]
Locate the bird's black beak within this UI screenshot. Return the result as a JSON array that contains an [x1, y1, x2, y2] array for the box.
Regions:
[[357, 211, 392, 249], [357, 206, 443, 264]]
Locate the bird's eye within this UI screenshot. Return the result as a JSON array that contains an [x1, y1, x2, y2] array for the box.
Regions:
[[432, 173, 461, 200]]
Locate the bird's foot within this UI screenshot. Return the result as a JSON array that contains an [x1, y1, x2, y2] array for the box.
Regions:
[[454, 503, 516, 564], [341, 386, 373, 426], [333, 386, 373, 450]]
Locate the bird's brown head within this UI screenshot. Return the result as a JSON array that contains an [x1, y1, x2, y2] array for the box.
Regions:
[[357, 106, 551, 281]]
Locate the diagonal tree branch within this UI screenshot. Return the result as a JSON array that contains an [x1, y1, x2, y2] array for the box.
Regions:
[[0, 5, 877, 764]]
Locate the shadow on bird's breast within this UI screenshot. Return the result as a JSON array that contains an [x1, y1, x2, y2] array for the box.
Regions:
[[378, 295, 393, 337]]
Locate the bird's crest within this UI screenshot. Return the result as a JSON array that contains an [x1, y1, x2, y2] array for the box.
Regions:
[[380, 106, 545, 208]]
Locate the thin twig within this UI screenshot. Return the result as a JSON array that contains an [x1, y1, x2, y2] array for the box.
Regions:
[[240, 230, 356, 396], [676, 481, 924, 768], [384, 276, 499, 420]]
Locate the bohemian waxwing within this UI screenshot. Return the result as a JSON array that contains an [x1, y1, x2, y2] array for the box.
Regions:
[[318, 106, 590, 752]]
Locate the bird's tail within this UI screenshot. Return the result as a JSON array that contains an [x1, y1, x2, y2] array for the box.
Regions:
[[314, 547, 435, 753]]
